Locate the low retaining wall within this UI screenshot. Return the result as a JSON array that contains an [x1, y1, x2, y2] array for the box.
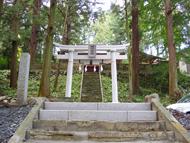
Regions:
[[8, 98, 46, 143], [151, 99, 190, 143]]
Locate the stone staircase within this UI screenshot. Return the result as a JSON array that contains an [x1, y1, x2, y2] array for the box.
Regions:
[[80, 72, 102, 102], [24, 102, 181, 143]]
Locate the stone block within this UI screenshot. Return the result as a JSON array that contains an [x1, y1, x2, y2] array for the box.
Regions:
[[97, 103, 128, 111], [97, 103, 151, 111], [45, 102, 98, 110], [68, 110, 128, 122], [127, 103, 151, 111], [145, 93, 160, 103], [128, 111, 157, 121], [39, 110, 69, 120], [17, 53, 30, 105]]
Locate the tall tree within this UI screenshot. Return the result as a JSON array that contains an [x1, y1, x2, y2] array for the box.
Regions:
[[54, 2, 69, 90], [92, 6, 126, 44], [131, 0, 139, 95], [29, 0, 41, 65], [165, 0, 177, 97], [10, 0, 20, 88], [0, 0, 3, 18], [54, 0, 91, 90], [125, 0, 132, 99], [39, 0, 57, 97]]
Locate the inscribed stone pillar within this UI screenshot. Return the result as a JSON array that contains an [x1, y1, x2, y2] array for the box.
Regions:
[[111, 49, 118, 103], [17, 53, 30, 105]]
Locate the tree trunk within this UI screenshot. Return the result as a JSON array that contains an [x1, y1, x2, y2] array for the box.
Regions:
[[0, 0, 3, 18], [38, 0, 57, 97], [125, 0, 132, 99], [54, 60, 61, 90], [29, 0, 41, 65], [165, 0, 177, 97], [10, 0, 19, 88], [131, 0, 139, 95], [54, 3, 69, 91]]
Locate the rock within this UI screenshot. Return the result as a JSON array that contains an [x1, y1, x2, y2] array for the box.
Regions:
[[144, 93, 160, 102], [0, 96, 7, 102], [28, 98, 37, 106], [3, 99, 8, 103], [10, 98, 17, 103]]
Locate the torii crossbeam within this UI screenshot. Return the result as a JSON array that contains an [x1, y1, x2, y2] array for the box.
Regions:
[[54, 43, 128, 103]]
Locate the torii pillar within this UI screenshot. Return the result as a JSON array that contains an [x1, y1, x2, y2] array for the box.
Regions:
[[111, 49, 118, 103], [65, 49, 74, 98]]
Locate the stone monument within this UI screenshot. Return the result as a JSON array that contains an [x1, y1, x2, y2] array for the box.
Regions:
[[17, 53, 30, 105]]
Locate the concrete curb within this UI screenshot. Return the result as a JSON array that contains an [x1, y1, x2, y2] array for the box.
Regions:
[[8, 97, 46, 143], [151, 99, 190, 143]]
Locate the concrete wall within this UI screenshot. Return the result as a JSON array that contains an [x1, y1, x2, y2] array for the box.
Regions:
[[179, 61, 190, 74]]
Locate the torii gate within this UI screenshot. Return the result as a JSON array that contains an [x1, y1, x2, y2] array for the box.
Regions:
[[54, 43, 128, 103]]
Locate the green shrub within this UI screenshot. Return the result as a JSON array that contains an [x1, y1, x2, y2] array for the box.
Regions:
[[178, 71, 190, 94], [0, 57, 8, 69], [140, 63, 169, 95]]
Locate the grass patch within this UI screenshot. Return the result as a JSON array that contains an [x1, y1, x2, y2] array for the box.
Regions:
[[0, 69, 189, 106], [0, 70, 82, 101], [0, 70, 16, 97], [101, 75, 128, 102]]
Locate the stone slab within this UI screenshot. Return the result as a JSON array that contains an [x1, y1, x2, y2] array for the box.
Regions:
[[97, 103, 151, 111], [28, 130, 174, 142], [45, 102, 98, 110], [44, 102, 151, 111], [26, 140, 174, 143], [126, 103, 151, 110], [40, 110, 128, 122], [68, 110, 128, 122], [39, 110, 69, 120], [33, 120, 164, 132], [128, 111, 157, 121]]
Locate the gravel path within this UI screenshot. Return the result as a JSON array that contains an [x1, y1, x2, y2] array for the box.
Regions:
[[0, 105, 31, 143], [169, 109, 190, 130]]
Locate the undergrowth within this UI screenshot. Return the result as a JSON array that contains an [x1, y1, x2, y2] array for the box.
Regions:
[[1, 66, 190, 106]]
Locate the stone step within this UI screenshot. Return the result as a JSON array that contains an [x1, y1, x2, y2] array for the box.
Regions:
[[83, 77, 100, 81], [44, 102, 151, 111], [83, 73, 99, 76], [81, 96, 102, 102], [82, 86, 101, 88], [39, 110, 157, 121], [83, 78, 100, 80], [33, 120, 165, 132], [81, 71, 102, 102], [81, 92, 102, 95], [82, 87, 101, 89], [26, 139, 177, 143], [81, 90, 101, 92], [28, 130, 174, 142], [83, 81, 100, 83]]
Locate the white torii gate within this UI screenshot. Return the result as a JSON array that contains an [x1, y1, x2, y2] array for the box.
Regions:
[[54, 43, 128, 103]]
